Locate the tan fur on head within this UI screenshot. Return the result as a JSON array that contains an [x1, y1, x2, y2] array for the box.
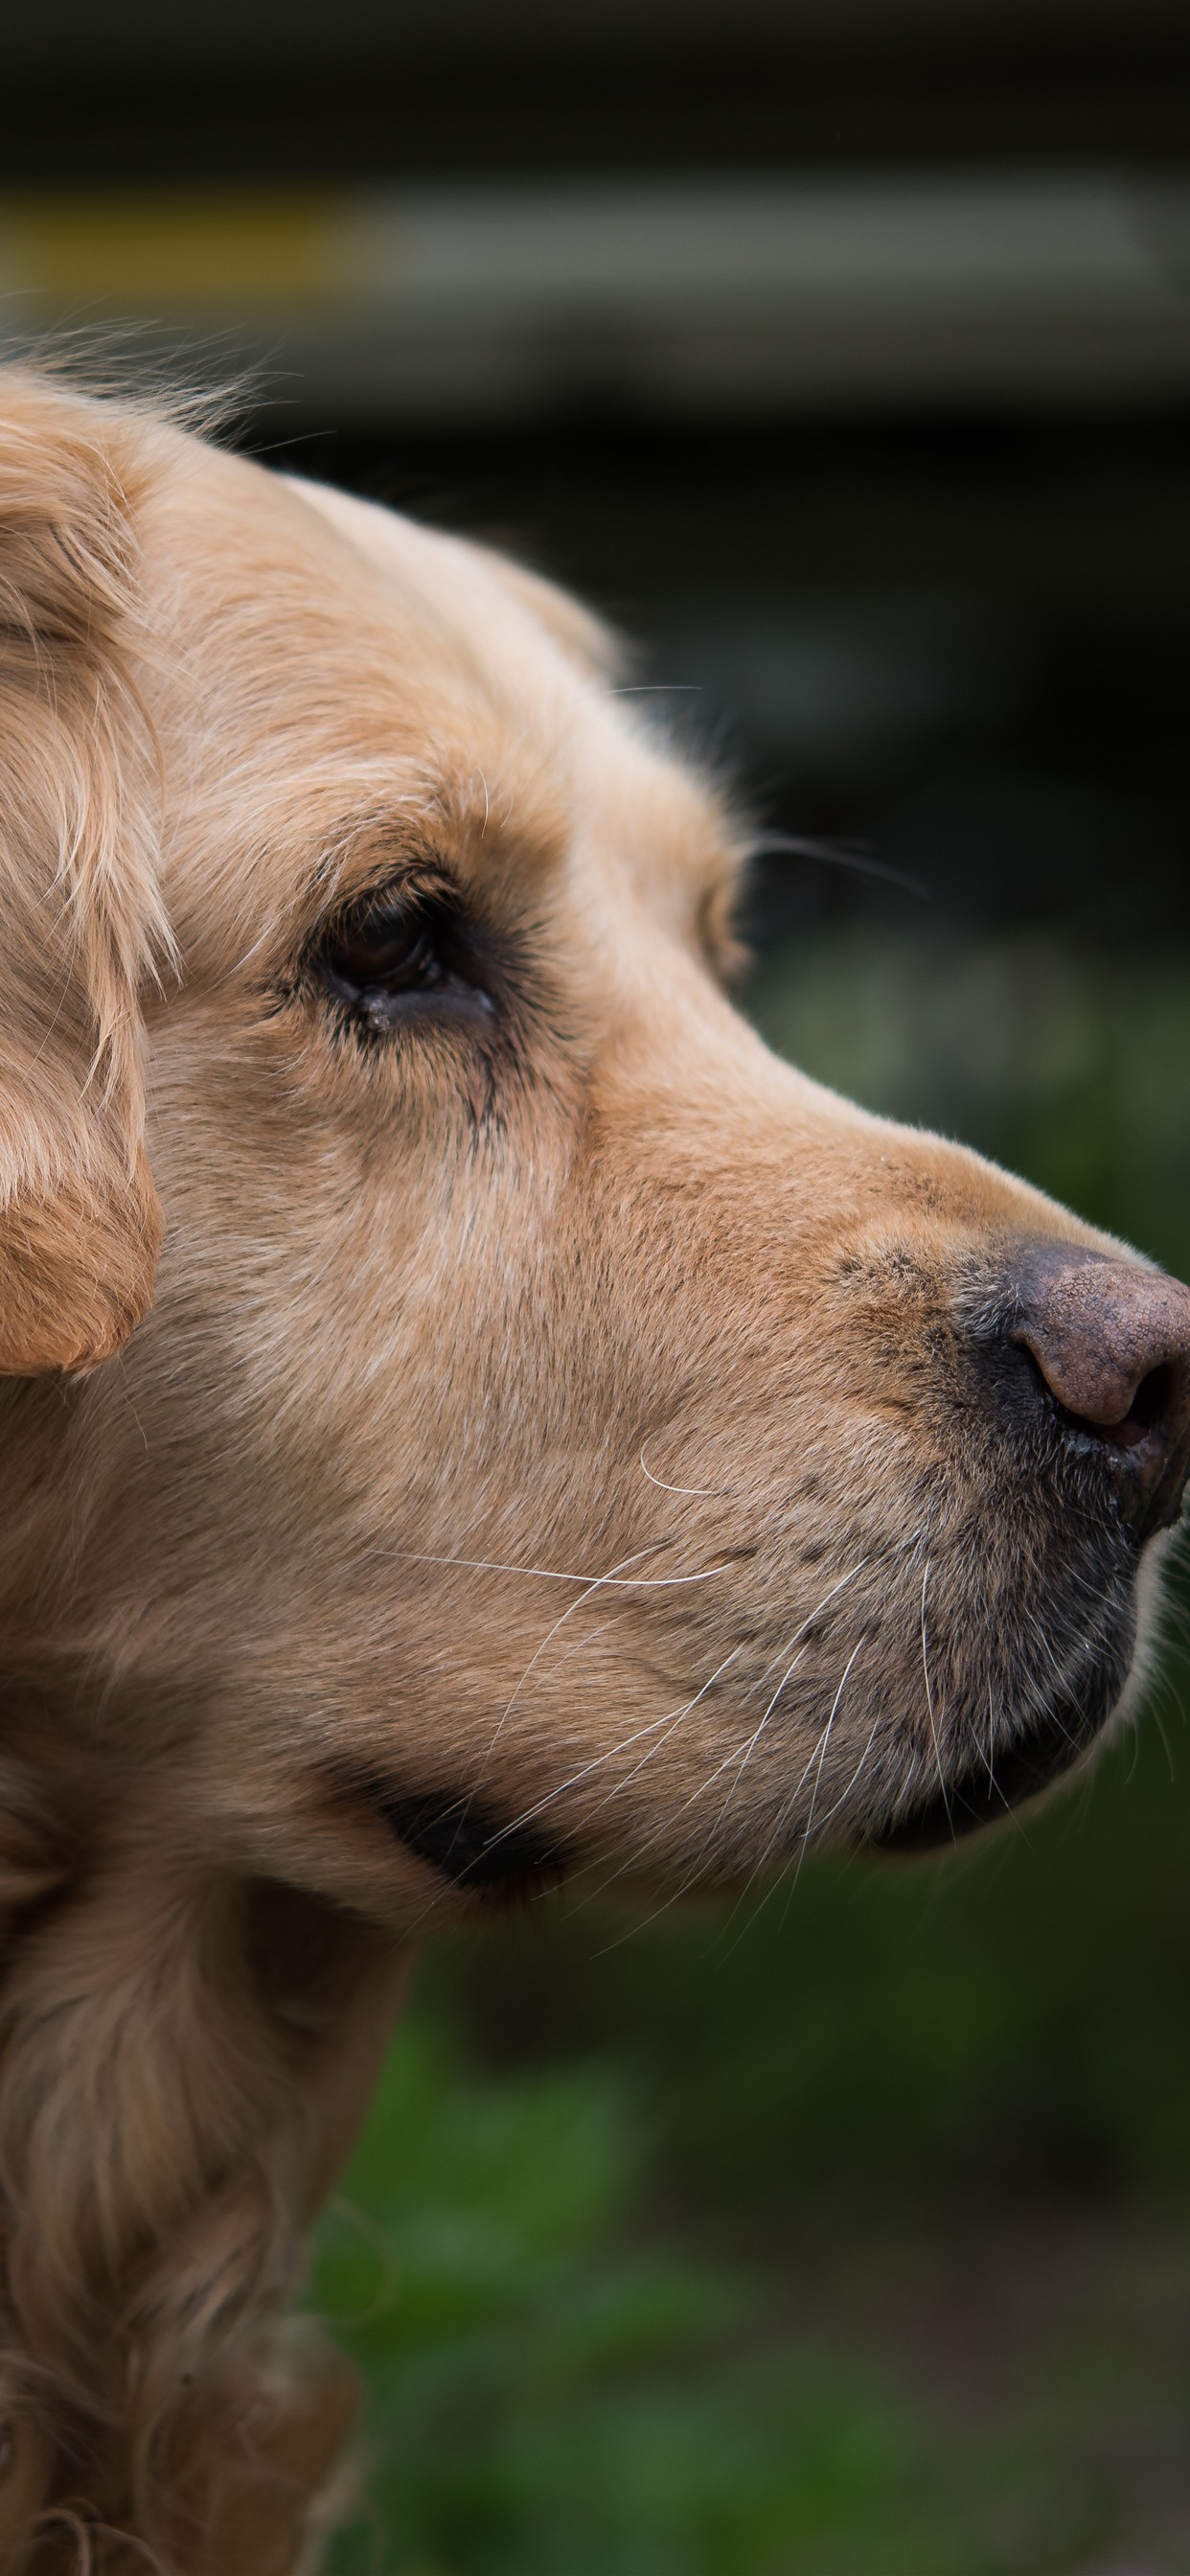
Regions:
[[0, 375, 166, 1376], [0, 369, 1182, 2571]]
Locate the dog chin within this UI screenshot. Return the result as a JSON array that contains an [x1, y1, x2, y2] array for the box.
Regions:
[[863, 1627, 1137, 1854]]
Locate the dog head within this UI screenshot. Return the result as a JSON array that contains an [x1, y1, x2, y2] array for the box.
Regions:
[[2, 370, 1188, 1926]]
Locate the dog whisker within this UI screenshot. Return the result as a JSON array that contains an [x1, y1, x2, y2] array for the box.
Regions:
[[382, 1544, 738, 1594], [919, 1559, 951, 1837], [480, 1542, 696, 1767], [468, 1646, 744, 1856], [744, 1561, 871, 1717], [584, 1561, 881, 1918], [783, 1640, 867, 1913], [567, 1653, 757, 1911], [638, 1438, 738, 1500], [724, 1638, 868, 1922], [584, 1647, 745, 1819], [704, 1675, 800, 1849], [807, 1711, 882, 1841], [703, 1560, 883, 1839]]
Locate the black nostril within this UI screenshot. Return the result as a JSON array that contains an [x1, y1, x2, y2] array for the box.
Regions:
[[1042, 1355, 1184, 1458], [1108, 1359, 1180, 1453]]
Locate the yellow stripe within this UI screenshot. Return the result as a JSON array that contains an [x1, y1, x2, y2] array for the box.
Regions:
[[0, 192, 353, 308]]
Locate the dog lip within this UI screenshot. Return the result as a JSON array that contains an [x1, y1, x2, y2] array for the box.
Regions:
[[1047, 1422, 1186, 1548], [1050, 1406, 1190, 1539], [865, 1710, 1093, 1854], [863, 1641, 1133, 1856], [345, 1774, 573, 1899], [1128, 1427, 1190, 1538]]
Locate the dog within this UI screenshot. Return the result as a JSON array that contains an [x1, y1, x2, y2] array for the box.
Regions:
[[1, 366, 1188, 2573]]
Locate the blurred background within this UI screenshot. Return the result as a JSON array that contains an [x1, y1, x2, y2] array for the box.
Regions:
[[7, 6, 1190, 2567]]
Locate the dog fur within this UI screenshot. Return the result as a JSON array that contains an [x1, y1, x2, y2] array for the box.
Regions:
[[0, 369, 1179, 2569]]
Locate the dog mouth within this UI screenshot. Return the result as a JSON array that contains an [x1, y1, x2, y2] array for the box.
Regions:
[[346, 1773, 575, 1901], [865, 1622, 1134, 1854]]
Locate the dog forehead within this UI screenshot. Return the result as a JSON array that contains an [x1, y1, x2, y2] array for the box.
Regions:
[[275, 483, 739, 895], [287, 475, 608, 688], [147, 441, 566, 715], [140, 440, 731, 963]]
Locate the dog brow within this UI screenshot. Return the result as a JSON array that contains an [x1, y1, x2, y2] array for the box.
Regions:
[[307, 771, 570, 916]]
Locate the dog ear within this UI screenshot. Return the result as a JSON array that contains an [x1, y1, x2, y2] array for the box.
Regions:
[[0, 375, 168, 1377]]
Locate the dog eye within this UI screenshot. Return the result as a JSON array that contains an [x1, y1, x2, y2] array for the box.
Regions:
[[330, 912, 442, 989], [315, 889, 494, 1029]]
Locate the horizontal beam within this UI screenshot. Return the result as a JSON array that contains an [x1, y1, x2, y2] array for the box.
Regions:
[[3, 176, 1190, 422]]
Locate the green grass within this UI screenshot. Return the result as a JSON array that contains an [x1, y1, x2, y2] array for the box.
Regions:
[[316, 2027, 923, 2576], [314, 926, 1190, 2576], [318, 1719, 1190, 2575]]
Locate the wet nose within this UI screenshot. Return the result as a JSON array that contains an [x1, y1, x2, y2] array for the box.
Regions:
[[1009, 1242, 1190, 1531]]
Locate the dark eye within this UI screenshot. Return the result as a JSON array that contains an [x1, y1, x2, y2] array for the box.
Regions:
[[316, 887, 494, 1031]]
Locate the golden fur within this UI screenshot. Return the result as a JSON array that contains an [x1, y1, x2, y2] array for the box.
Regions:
[[0, 370, 1180, 2568]]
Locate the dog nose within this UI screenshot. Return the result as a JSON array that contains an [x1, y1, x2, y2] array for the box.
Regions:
[[1008, 1242, 1190, 1530]]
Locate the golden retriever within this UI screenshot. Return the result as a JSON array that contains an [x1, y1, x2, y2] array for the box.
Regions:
[[1, 368, 1188, 2573]]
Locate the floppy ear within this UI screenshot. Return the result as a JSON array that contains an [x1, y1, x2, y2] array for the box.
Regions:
[[0, 374, 166, 1377]]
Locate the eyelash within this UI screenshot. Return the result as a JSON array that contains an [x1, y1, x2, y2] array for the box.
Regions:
[[311, 883, 496, 1034]]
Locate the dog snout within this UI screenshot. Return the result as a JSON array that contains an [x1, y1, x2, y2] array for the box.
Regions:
[[1005, 1241, 1190, 1532]]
